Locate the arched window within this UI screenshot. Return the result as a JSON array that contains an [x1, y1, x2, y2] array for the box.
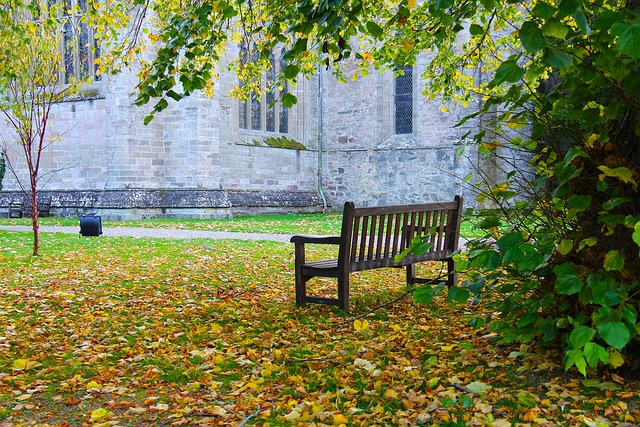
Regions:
[[395, 65, 413, 134], [58, 0, 100, 83], [239, 46, 289, 134]]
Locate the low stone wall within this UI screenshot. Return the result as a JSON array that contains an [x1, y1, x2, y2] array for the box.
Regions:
[[0, 189, 322, 219]]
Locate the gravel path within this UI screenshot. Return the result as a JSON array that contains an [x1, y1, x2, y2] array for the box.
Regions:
[[0, 225, 293, 242]]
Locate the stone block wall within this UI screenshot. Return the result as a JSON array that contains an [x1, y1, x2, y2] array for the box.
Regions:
[[0, 46, 528, 219]]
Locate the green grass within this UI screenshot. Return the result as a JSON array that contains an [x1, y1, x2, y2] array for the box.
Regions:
[[0, 211, 481, 237]]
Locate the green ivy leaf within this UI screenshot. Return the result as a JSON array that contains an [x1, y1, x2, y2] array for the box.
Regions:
[[470, 250, 502, 270], [517, 312, 539, 328], [414, 285, 436, 305], [611, 22, 640, 60], [598, 321, 630, 350], [469, 24, 484, 36], [543, 47, 573, 68], [283, 64, 301, 80], [365, 21, 383, 37], [517, 392, 537, 408], [520, 21, 547, 53], [557, 239, 573, 255], [435, 0, 453, 10], [567, 194, 591, 211], [554, 262, 584, 294], [573, 8, 591, 35], [496, 232, 523, 252], [632, 221, 640, 250], [569, 325, 596, 350], [565, 349, 587, 376], [281, 93, 298, 108], [602, 197, 630, 211], [532, 2, 556, 19], [447, 286, 470, 303], [542, 18, 570, 39], [598, 166, 638, 189], [583, 342, 609, 368], [587, 274, 623, 306], [493, 59, 523, 85], [603, 250, 625, 271]]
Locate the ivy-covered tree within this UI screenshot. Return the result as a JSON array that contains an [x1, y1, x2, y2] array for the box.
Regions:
[[97, 0, 640, 374]]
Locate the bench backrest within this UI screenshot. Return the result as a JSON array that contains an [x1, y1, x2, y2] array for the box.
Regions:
[[338, 196, 463, 270]]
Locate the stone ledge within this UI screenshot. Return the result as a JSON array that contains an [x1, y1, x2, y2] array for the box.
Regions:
[[0, 189, 322, 219]]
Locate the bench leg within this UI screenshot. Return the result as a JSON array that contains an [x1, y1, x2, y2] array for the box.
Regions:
[[447, 258, 457, 287], [293, 243, 308, 306], [337, 272, 349, 313], [406, 264, 416, 286], [294, 267, 310, 306]]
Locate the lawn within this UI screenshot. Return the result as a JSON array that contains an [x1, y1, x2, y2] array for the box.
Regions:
[[0, 215, 638, 427]]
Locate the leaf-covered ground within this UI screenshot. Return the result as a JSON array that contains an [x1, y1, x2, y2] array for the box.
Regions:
[[0, 227, 638, 427]]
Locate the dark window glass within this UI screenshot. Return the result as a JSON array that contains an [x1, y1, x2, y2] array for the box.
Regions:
[[63, 20, 74, 83], [279, 50, 289, 134], [395, 65, 413, 134], [266, 53, 276, 132]]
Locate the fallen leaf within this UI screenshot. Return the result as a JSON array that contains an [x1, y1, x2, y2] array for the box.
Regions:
[[333, 413, 349, 424], [354, 319, 369, 331], [90, 408, 112, 421]]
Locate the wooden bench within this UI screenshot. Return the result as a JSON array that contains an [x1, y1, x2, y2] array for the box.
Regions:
[[8, 195, 52, 218], [290, 196, 463, 312]]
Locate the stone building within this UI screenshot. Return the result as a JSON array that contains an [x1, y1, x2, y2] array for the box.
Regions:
[[0, 42, 503, 219]]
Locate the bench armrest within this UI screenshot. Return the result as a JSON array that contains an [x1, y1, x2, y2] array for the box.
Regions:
[[290, 235, 341, 245]]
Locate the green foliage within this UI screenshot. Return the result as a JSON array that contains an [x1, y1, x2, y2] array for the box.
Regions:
[[452, 0, 640, 375]]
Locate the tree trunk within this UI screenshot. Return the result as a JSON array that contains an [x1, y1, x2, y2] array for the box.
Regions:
[[30, 180, 39, 256]]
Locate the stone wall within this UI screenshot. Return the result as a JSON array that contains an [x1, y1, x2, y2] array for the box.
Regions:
[[0, 48, 522, 219]]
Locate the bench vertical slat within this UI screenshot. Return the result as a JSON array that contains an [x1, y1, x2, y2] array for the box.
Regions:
[[367, 215, 377, 260], [408, 212, 417, 245], [428, 210, 438, 249], [376, 214, 386, 259], [416, 212, 425, 236], [398, 213, 410, 252], [358, 216, 369, 261], [350, 216, 360, 262], [436, 210, 446, 251], [383, 214, 393, 258], [423, 211, 433, 247], [392, 213, 402, 255]]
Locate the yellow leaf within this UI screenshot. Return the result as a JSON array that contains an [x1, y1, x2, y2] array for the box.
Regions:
[[333, 413, 349, 424], [441, 345, 454, 352], [608, 348, 624, 368], [210, 323, 223, 332], [12, 359, 30, 370], [354, 319, 369, 331], [86, 381, 102, 390], [402, 38, 413, 52], [91, 408, 112, 421], [283, 409, 301, 421], [16, 394, 32, 401], [407, 0, 417, 7], [383, 389, 398, 400]]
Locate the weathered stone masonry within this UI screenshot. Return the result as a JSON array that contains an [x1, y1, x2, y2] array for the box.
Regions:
[[1, 50, 495, 219]]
